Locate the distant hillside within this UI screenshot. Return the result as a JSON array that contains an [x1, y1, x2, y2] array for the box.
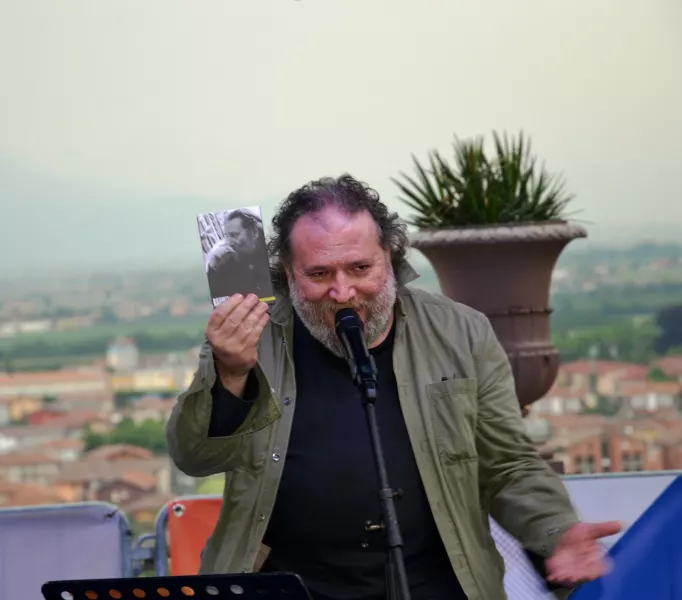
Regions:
[[558, 242, 682, 267]]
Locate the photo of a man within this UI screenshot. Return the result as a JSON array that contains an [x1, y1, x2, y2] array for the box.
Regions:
[[197, 206, 274, 306]]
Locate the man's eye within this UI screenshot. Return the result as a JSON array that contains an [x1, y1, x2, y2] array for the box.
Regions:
[[354, 265, 370, 272]]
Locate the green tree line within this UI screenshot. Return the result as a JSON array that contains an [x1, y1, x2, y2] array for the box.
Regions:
[[83, 418, 167, 455], [551, 282, 682, 332], [553, 321, 659, 364], [3, 283, 682, 369], [0, 321, 205, 368], [549, 283, 682, 363]]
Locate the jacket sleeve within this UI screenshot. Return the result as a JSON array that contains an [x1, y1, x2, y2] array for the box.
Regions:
[[474, 317, 579, 559], [208, 369, 260, 437], [166, 340, 281, 478]]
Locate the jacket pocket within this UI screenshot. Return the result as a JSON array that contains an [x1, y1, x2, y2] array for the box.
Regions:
[[426, 378, 478, 464], [239, 425, 273, 473]]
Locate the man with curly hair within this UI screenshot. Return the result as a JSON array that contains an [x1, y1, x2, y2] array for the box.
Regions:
[[168, 174, 620, 600]]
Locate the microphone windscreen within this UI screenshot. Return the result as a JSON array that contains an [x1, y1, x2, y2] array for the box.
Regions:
[[335, 307, 364, 335]]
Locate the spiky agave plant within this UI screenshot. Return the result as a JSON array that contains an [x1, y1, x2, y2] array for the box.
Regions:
[[392, 131, 576, 228]]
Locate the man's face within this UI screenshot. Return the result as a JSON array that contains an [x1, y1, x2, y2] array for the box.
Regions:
[[287, 206, 397, 356], [224, 216, 254, 250]]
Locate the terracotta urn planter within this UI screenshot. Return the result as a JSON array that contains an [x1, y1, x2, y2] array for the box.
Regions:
[[410, 221, 587, 408]]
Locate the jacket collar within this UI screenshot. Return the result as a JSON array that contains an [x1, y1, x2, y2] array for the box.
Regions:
[[269, 259, 420, 327]]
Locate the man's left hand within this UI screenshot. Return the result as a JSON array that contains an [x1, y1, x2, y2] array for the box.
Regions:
[[546, 521, 623, 586]]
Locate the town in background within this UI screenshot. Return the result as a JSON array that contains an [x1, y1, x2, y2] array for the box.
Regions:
[[2, 240, 682, 535]]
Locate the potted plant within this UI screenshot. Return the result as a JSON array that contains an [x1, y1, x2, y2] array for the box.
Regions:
[[393, 131, 586, 408]]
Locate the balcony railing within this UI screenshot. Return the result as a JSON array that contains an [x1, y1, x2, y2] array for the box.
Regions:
[[1, 471, 680, 600]]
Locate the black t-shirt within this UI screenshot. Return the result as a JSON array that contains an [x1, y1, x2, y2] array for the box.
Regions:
[[256, 312, 466, 600], [209, 311, 559, 598]]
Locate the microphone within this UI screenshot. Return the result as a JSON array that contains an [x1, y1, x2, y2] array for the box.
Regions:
[[334, 308, 411, 600], [335, 308, 378, 397]]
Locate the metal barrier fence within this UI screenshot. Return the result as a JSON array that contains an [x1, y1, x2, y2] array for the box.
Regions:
[[151, 471, 682, 598], [1, 471, 680, 599]]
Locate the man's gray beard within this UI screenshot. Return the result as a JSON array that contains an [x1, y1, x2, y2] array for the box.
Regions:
[[289, 270, 398, 358]]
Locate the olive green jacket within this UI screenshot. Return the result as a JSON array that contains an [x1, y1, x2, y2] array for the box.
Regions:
[[166, 263, 578, 600]]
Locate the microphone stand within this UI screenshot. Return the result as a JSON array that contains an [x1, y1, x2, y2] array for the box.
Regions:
[[346, 353, 412, 600]]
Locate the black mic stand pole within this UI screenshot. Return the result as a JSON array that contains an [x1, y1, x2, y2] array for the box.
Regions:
[[346, 354, 412, 600]]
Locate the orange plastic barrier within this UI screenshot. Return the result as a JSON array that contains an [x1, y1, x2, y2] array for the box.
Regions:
[[167, 497, 223, 575]]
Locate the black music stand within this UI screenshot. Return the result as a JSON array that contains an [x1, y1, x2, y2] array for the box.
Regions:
[[42, 572, 313, 600]]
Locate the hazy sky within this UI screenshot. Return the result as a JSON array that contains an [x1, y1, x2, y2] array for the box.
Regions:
[[1, 0, 681, 278]]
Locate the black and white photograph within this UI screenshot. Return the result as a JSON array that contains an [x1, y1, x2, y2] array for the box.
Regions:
[[197, 206, 275, 307]]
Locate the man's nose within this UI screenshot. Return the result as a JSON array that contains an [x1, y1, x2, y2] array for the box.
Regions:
[[329, 274, 355, 304]]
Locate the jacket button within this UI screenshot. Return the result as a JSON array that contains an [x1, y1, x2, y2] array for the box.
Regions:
[[283, 397, 291, 405], [258, 513, 266, 521], [272, 453, 281, 461]]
